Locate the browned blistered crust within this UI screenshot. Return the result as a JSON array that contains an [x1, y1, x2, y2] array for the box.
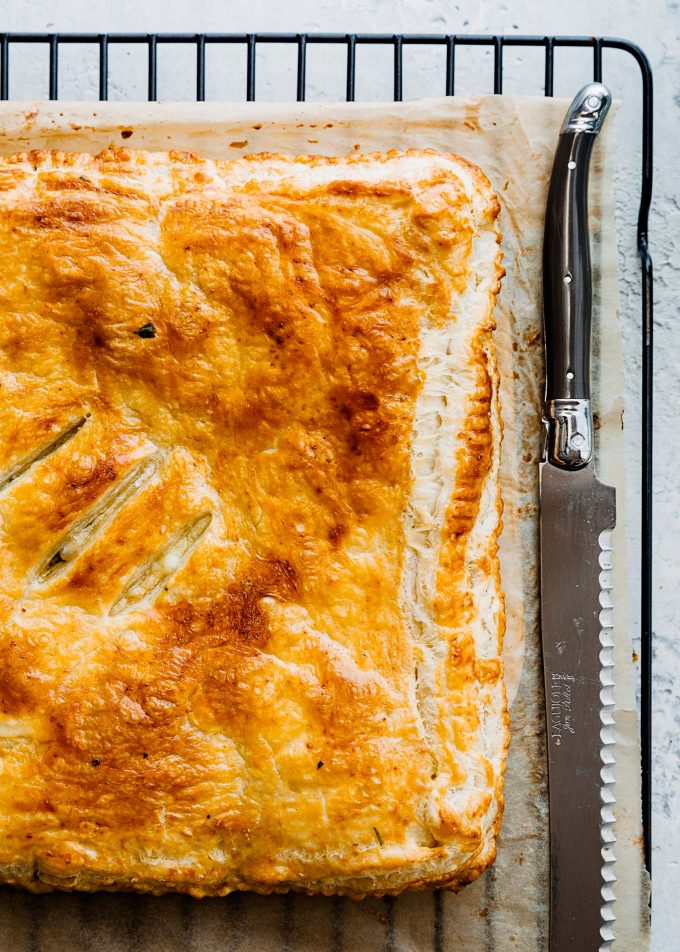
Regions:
[[0, 147, 505, 898]]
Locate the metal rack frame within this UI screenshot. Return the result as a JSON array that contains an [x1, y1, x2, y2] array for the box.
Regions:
[[0, 31, 653, 875]]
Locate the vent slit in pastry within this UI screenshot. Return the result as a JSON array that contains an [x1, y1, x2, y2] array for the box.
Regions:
[[37, 453, 162, 583], [0, 415, 89, 494], [109, 511, 212, 616]]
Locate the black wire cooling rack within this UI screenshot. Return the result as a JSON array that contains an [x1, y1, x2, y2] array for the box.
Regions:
[[0, 31, 654, 874]]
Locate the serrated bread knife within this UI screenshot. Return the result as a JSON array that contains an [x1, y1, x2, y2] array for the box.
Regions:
[[540, 83, 616, 951]]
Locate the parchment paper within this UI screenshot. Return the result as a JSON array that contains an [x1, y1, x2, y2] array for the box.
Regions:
[[0, 96, 649, 951]]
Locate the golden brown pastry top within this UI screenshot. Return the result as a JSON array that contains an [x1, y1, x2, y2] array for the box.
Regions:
[[0, 147, 505, 896]]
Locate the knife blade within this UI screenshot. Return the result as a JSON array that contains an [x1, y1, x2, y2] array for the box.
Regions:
[[540, 82, 616, 951]]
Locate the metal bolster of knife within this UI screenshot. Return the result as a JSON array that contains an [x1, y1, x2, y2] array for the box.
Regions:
[[544, 398, 593, 468]]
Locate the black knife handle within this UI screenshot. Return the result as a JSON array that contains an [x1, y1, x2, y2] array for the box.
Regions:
[[544, 132, 596, 400], [543, 84, 611, 469]]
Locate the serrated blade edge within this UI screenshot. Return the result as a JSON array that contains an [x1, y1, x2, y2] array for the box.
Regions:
[[599, 527, 616, 951]]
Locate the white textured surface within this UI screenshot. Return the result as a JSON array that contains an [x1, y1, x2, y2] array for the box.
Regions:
[[0, 0, 675, 946]]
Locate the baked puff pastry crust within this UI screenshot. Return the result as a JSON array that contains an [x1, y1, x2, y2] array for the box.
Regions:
[[0, 147, 506, 897]]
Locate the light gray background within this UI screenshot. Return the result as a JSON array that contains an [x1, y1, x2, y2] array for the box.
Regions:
[[0, 0, 675, 947]]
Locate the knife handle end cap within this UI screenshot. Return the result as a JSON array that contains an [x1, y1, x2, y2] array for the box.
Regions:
[[560, 83, 612, 135]]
